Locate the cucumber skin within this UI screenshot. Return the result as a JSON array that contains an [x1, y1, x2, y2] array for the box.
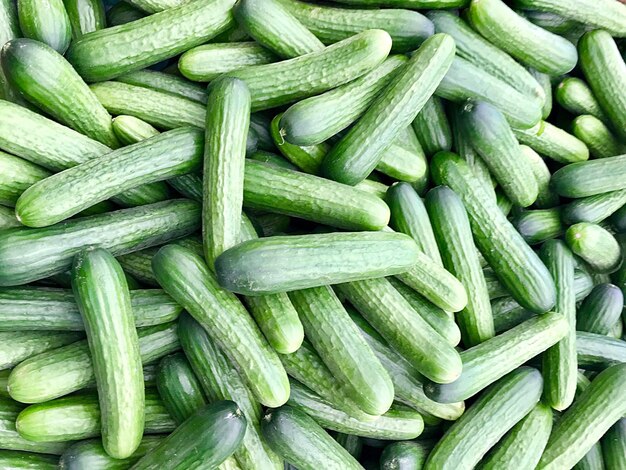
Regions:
[[551, 154, 626, 198], [562, 190, 626, 225], [0, 330, 82, 370], [576, 332, 626, 371], [64, 0, 105, 39], [513, 208, 564, 245], [381, 442, 431, 470], [572, 114, 625, 159], [58, 436, 163, 470], [106, 2, 145, 26], [577, 284, 623, 335], [513, 120, 589, 164], [601, 419, 626, 470], [17, 0, 71, 54], [566, 223, 622, 274], [0, 151, 50, 207], [555, 77, 609, 123], [0, 450, 58, 469], [412, 96, 452, 156], [112, 115, 159, 146]]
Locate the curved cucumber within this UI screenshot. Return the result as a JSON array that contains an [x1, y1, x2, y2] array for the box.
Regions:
[[566, 223, 621, 274], [552, 154, 626, 198], [64, 0, 105, 39], [560, 187, 626, 225], [328, 0, 467, 6], [0, 151, 49, 207], [513, 120, 589, 164], [572, 115, 624, 159], [381, 442, 431, 470], [115, 69, 207, 105], [17, 0, 71, 53], [0, 331, 82, 370], [58, 436, 164, 470], [555, 77, 609, 123], [577, 284, 623, 335]]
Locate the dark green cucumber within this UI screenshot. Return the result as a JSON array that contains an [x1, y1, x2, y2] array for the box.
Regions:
[[215, 231, 418, 295], [0, 331, 82, 370], [270, 113, 328, 173], [8, 322, 179, 403], [576, 332, 626, 371], [513, 208, 564, 245], [0, 151, 49, 207], [112, 115, 159, 146], [381, 441, 431, 470], [555, 77, 609, 123], [17, 0, 70, 53], [412, 95, 452, 156], [424, 311, 567, 403], [577, 284, 623, 335], [321, 33, 454, 185], [106, 1, 144, 26], [152, 244, 289, 408], [64, 0, 105, 39], [261, 405, 362, 470], [483, 267, 509, 300], [513, 120, 589, 164], [335, 433, 362, 459], [602, 419, 626, 470], [552, 154, 626, 198], [431, 151, 556, 313], [573, 115, 625, 159], [0, 450, 58, 469], [0, 369, 8, 396], [426, 185, 494, 346], [563, 190, 626, 225], [66, 0, 234, 82], [490, 297, 534, 333], [59, 436, 164, 470], [425, 367, 543, 470], [116, 70, 207, 104], [538, 363, 626, 469], [566, 223, 622, 273]]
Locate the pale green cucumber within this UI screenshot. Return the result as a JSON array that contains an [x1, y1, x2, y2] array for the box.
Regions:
[[520, 145, 559, 208], [116, 69, 207, 104], [572, 115, 625, 159], [0, 151, 50, 207], [0, 331, 82, 370]]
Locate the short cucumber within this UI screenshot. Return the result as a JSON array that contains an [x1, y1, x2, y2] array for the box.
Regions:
[[552, 154, 626, 198], [425, 367, 544, 470], [0, 450, 58, 469], [58, 436, 164, 470], [116, 69, 207, 104], [555, 77, 610, 123], [17, 0, 71, 53], [64, 0, 105, 39], [563, 190, 626, 225], [0, 151, 49, 207], [513, 208, 564, 245], [112, 115, 159, 146], [576, 332, 626, 371], [577, 284, 623, 335], [381, 442, 431, 470], [66, 0, 235, 82], [566, 222, 622, 273], [513, 120, 589, 164], [412, 95, 452, 156], [572, 115, 624, 159], [0, 330, 81, 370], [601, 419, 626, 470], [105, 1, 144, 26]]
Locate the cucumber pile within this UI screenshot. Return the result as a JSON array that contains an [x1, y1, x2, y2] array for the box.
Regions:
[[0, 0, 624, 468]]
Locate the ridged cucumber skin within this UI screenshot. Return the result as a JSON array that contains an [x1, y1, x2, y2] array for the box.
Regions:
[[203, 78, 250, 267], [427, 10, 544, 105], [602, 419, 626, 470], [0, 331, 81, 370], [387, 182, 443, 266], [152, 244, 289, 408], [540, 240, 577, 411], [555, 78, 609, 123], [425, 367, 543, 470], [478, 402, 553, 470], [431, 152, 556, 313], [8, 322, 179, 404], [66, 0, 234, 82], [577, 284, 623, 335], [289, 286, 393, 416], [59, 436, 164, 470], [112, 115, 159, 146], [280, 55, 406, 147], [17, 0, 70, 53], [513, 208, 563, 245], [321, 33, 454, 185], [552, 154, 626, 198], [566, 223, 622, 274], [424, 311, 567, 403], [513, 120, 589, 164], [528, 68, 552, 119], [460, 101, 538, 207], [70, 249, 143, 459], [178, 42, 276, 82], [412, 96, 452, 156], [234, 0, 323, 59], [15, 391, 175, 442], [116, 69, 207, 105], [64, 0, 105, 39], [132, 401, 246, 470], [426, 186, 494, 346], [579, 31, 626, 141], [106, 1, 144, 26], [0, 450, 58, 469], [288, 380, 423, 439], [16, 128, 202, 228], [573, 115, 625, 159], [337, 277, 462, 384], [576, 332, 626, 371], [178, 313, 283, 470], [156, 353, 206, 423], [381, 442, 431, 470], [215, 231, 418, 295], [538, 363, 626, 469], [276, 0, 433, 53], [564, 190, 626, 226], [224, 29, 392, 111], [574, 442, 606, 470], [0, 151, 49, 207], [436, 57, 542, 129], [0, 206, 20, 230], [262, 405, 363, 470]]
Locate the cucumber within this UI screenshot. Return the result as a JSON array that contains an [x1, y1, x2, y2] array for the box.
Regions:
[[518, 10, 587, 40], [66, 0, 235, 82], [566, 223, 622, 274], [123, 0, 188, 13], [436, 57, 541, 129], [106, 1, 144, 26], [112, 115, 159, 146], [261, 406, 363, 470], [328, 0, 467, 6], [431, 151, 556, 313], [335, 434, 362, 459], [513, 208, 564, 245], [381, 442, 431, 470], [223, 29, 392, 111], [8, 322, 179, 403], [132, 401, 247, 470], [425, 367, 544, 470], [0, 206, 19, 230], [574, 441, 605, 470], [234, 0, 323, 59], [249, 151, 294, 170], [59, 436, 164, 470], [17, 0, 71, 53], [70, 248, 144, 458], [426, 186, 494, 346], [563, 190, 626, 225], [215, 231, 418, 295], [424, 311, 567, 403], [552, 154, 626, 198], [152, 244, 289, 407], [0, 151, 49, 207], [602, 419, 626, 470], [289, 286, 393, 416], [270, 113, 329, 173], [577, 284, 623, 335], [576, 332, 626, 371], [320, 33, 454, 185], [538, 363, 626, 469], [0, 369, 8, 395], [0, 331, 81, 370], [460, 100, 538, 207], [490, 297, 535, 333], [468, 0, 577, 75], [555, 77, 610, 123], [279, 55, 407, 147], [0, 450, 58, 469], [579, 30, 626, 141], [528, 68, 552, 119], [513, 120, 589, 164], [483, 268, 509, 300], [572, 115, 625, 159], [337, 277, 462, 384], [249, 113, 274, 151], [116, 70, 207, 104], [522, 147, 558, 204], [275, 0, 433, 53], [412, 96, 452, 156], [64, 0, 105, 38]]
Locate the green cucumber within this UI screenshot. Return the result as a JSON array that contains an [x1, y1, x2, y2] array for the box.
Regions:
[[555, 77, 610, 123], [123, 0, 188, 13], [412, 96, 452, 156], [0, 206, 20, 230], [0, 331, 81, 370], [106, 1, 144, 26], [528, 68, 552, 119], [261, 405, 363, 470], [64, 0, 105, 38], [577, 284, 623, 335], [517, 10, 587, 40], [574, 441, 605, 470], [552, 154, 626, 198], [490, 297, 534, 333], [328, 0, 467, 6], [566, 223, 622, 273], [17, 0, 70, 53], [276, 0, 433, 53], [321, 33, 454, 185], [0, 369, 8, 395], [381, 442, 431, 470], [379, 126, 429, 185], [223, 29, 392, 111], [602, 419, 626, 470], [59, 436, 164, 470], [431, 151, 556, 313], [335, 434, 362, 459], [249, 151, 295, 170], [513, 208, 564, 245], [424, 311, 567, 403], [70, 248, 144, 458], [112, 115, 159, 146], [0, 151, 49, 207], [116, 69, 207, 104], [215, 231, 418, 295], [66, 0, 235, 82], [572, 115, 625, 159], [538, 363, 626, 469], [478, 402, 553, 470], [426, 185, 494, 346], [563, 190, 626, 225], [483, 268, 509, 300], [270, 113, 328, 173], [425, 367, 543, 470], [132, 401, 246, 470], [576, 332, 626, 371], [0, 450, 57, 469], [249, 113, 274, 151], [234, 0, 323, 59], [152, 244, 289, 407], [8, 322, 179, 403], [513, 120, 589, 164]]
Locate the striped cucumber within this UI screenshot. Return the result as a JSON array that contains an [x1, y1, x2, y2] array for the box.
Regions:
[[555, 77, 609, 123], [552, 154, 626, 198], [577, 284, 623, 335], [513, 120, 589, 164], [412, 95, 452, 156], [576, 332, 626, 370], [602, 419, 626, 470], [0, 331, 81, 370], [0, 151, 49, 207], [58, 436, 164, 470], [572, 115, 624, 159], [563, 190, 626, 225], [513, 208, 563, 245], [64, 0, 105, 39], [566, 223, 622, 274], [115, 70, 207, 104], [156, 353, 206, 423], [17, 0, 71, 53]]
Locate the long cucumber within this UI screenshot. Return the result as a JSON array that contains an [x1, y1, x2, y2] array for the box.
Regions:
[[0, 330, 82, 370], [563, 190, 626, 225], [115, 69, 207, 104]]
